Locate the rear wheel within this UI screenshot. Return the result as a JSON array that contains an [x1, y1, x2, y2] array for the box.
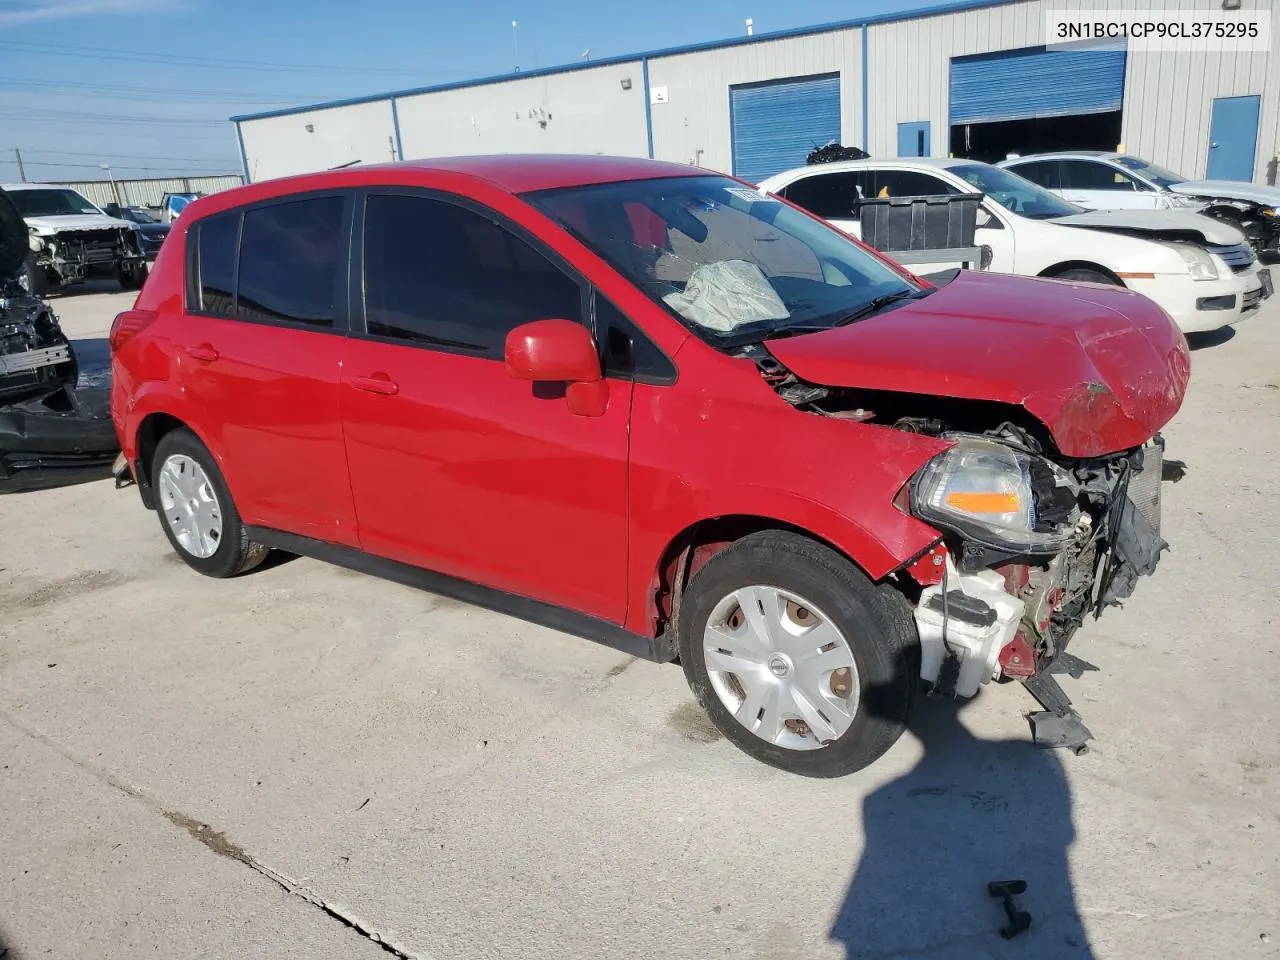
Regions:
[[677, 531, 919, 777], [21, 256, 50, 298], [151, 428, 268, 578]]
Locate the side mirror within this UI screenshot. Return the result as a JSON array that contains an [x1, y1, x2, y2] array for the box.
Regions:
[[504, 319, 608, 417]]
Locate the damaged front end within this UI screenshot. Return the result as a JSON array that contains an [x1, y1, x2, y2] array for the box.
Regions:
[[29, 224, 145, 289], [0, 284, 118, 493], [746, 334, 1185, 749]]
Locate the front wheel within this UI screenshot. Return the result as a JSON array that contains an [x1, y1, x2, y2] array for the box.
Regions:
[[1050, 267, 1119, 286], [678, 531, 919, 777]]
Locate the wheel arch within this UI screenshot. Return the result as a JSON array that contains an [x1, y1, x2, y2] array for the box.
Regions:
[[130, 409, 227, 510], [634, 512, 930, 642], [1037, 261, 1125, 285]]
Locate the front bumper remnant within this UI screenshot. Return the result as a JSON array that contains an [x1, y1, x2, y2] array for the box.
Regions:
[[0, 385, 120, 493]]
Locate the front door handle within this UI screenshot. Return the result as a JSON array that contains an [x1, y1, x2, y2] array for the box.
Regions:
[[346, 374, 399, 396], [185, 343, 218, 363]]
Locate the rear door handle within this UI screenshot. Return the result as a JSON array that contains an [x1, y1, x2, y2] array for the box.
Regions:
[[185, 343, 218, 362], [346, 374, 399, 396]]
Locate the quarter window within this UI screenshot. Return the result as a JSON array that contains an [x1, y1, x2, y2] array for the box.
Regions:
[[196, 210, 239, 316], [236, 197, 346, 327], [362, 194, 583, 355]]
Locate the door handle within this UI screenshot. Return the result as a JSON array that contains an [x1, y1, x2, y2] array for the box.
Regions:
[[346, 374, 399, 396], [185, 343, 218, 363]]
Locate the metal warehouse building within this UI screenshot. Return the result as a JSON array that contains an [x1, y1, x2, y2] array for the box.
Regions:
[[233, 0, 1280, 187]]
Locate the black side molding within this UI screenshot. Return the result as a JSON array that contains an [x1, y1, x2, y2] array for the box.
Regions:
[[244, 526, 672, 663]]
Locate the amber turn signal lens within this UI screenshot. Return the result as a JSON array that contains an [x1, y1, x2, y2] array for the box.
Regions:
[[943, 491, 1020, 513]]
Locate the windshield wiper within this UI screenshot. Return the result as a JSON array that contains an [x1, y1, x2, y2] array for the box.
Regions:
[[829, 287, 933, 328]]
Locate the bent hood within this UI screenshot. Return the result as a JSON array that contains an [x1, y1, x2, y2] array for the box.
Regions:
[[1168, 179, 1280, 207], [764, 270, 1190, 458], [25, 214, 133, 235], [1051, 208, 1246, 245]]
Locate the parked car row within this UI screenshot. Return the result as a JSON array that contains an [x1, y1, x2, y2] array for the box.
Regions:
[[997, 150, 1280, 260], [757, 157, 1272, 334], [109, 155, 1189, 776]]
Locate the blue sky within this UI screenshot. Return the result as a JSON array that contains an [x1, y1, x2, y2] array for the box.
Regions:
[[0, 0, 946, 185]]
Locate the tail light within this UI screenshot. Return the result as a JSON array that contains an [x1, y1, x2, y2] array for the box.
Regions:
[[109, 308, 157, 353]]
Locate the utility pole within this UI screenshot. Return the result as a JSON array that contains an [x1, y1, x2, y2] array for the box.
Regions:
[[13, 148, 27, 182]]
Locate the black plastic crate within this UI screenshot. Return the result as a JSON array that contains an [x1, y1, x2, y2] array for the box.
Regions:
[[856, 192, 984, 254]]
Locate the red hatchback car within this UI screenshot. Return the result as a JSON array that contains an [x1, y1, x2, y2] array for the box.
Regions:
[[109, 155, 1189, 776]]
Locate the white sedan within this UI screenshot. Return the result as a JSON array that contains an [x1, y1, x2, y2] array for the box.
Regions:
[[997, 151, 1280, 260], [756, 158, 1272, 334]]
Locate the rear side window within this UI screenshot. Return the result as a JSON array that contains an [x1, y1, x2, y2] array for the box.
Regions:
[[1008, 160, 1061, 191], [237, 197, 346, 327], [782, 172, 863, 219], [362, 193, 583, 355], [197, 211, 239, 316]]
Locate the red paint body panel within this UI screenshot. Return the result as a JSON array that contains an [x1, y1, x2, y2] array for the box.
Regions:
[[765, 270, 1190, 458], [110, 156, 1186, 643], [339, 338, 632, 622]]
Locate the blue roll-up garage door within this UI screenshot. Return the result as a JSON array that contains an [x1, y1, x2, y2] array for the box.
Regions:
[[731, 74, 841, 183], [950, 45, 1127, 124]]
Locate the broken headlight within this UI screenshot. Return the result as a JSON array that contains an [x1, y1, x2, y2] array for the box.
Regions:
[[1159, 241, 1218, 281], [910, 436, 1080, 556]]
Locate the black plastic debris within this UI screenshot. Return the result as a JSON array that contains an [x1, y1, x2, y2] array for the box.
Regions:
[[0, 384, 119, 493], [805, 141, 870, 165], [987, 880, 1032, 938]]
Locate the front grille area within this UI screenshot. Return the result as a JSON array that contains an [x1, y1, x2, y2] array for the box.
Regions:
[[1127, 440, 1163, 534], [1243, 287, 1264, 313], [55, 229, 124, 264], [1206, 242, 1256, 273]]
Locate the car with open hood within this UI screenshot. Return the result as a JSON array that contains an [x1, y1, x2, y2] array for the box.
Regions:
[[4, 183, 147, 295], [998, 151, 1280, 260], [757, 157, 1272, 334], [109, 155, 1188, 776]]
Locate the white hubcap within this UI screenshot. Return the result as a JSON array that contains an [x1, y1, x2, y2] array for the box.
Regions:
[[703, 585, 859, 751], [158, 453, 222, 559]]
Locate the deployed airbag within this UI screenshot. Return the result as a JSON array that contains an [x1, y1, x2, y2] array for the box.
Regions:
[[662, 259, 789, 332]]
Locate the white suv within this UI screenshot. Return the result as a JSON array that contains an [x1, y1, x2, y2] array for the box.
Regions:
[[757, 158, 1272, 334]]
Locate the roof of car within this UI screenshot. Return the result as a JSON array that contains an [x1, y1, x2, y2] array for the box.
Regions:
[[400, 154, 708, 192], [1002, 151, 1120, 162], [759, 156, 990, 185], [2, 183, 53, 191]]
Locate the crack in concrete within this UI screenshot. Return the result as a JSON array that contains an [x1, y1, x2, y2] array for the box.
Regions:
[[1, 708, 428, 960]]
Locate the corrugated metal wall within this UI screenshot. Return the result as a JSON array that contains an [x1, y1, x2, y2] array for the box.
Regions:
[[239, 100, 398, 182], [396, 61, 649, 160], [49, 175, 243, 208], [865, 1, 1043, 159], [235, 0, 1280, 186], [1121, 0, 1279, 183], [867, 0, 1280, 182], [647, 29, 861, 173]]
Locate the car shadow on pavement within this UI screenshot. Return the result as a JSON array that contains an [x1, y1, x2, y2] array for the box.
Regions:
[[1185, 326, 1237, 350], [830, 688, 1094, 959]]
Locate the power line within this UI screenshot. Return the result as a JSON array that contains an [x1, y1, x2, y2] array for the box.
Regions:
[[0, 76, 342, 105], [0, 159, 237, 173], [7, 147, 240, 164], [0, 106, 227, 124], [0, 39, 440, 77]]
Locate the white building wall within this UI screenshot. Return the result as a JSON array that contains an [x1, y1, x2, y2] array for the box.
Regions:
[[866, 0, 1279, 183], [865, 0, 1044, 159], [1121, 0, 1279, 182], [239, 100, 398, 183], [647, 29, 863, 173], [395, 62, 649, 160]]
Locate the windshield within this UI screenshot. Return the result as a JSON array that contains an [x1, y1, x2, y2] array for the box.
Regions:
[[123, 207, 159, 223], [1113, 155, 1187, 188], [525, 175, 918, 345], [948, 162, 1082, 220], [9, 188, 101, 218]]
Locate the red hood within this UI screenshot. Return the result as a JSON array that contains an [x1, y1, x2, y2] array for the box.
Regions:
[[765, 270, 1190, 458]]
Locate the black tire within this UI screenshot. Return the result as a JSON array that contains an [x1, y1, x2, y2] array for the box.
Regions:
[[678, 531, 919, 778], [1050, 267, 1119, 286], [151, 427, 269, 578], [21, 255, 50, 298], [0, 187, 28, 277], [118, 266, 142, 291]]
